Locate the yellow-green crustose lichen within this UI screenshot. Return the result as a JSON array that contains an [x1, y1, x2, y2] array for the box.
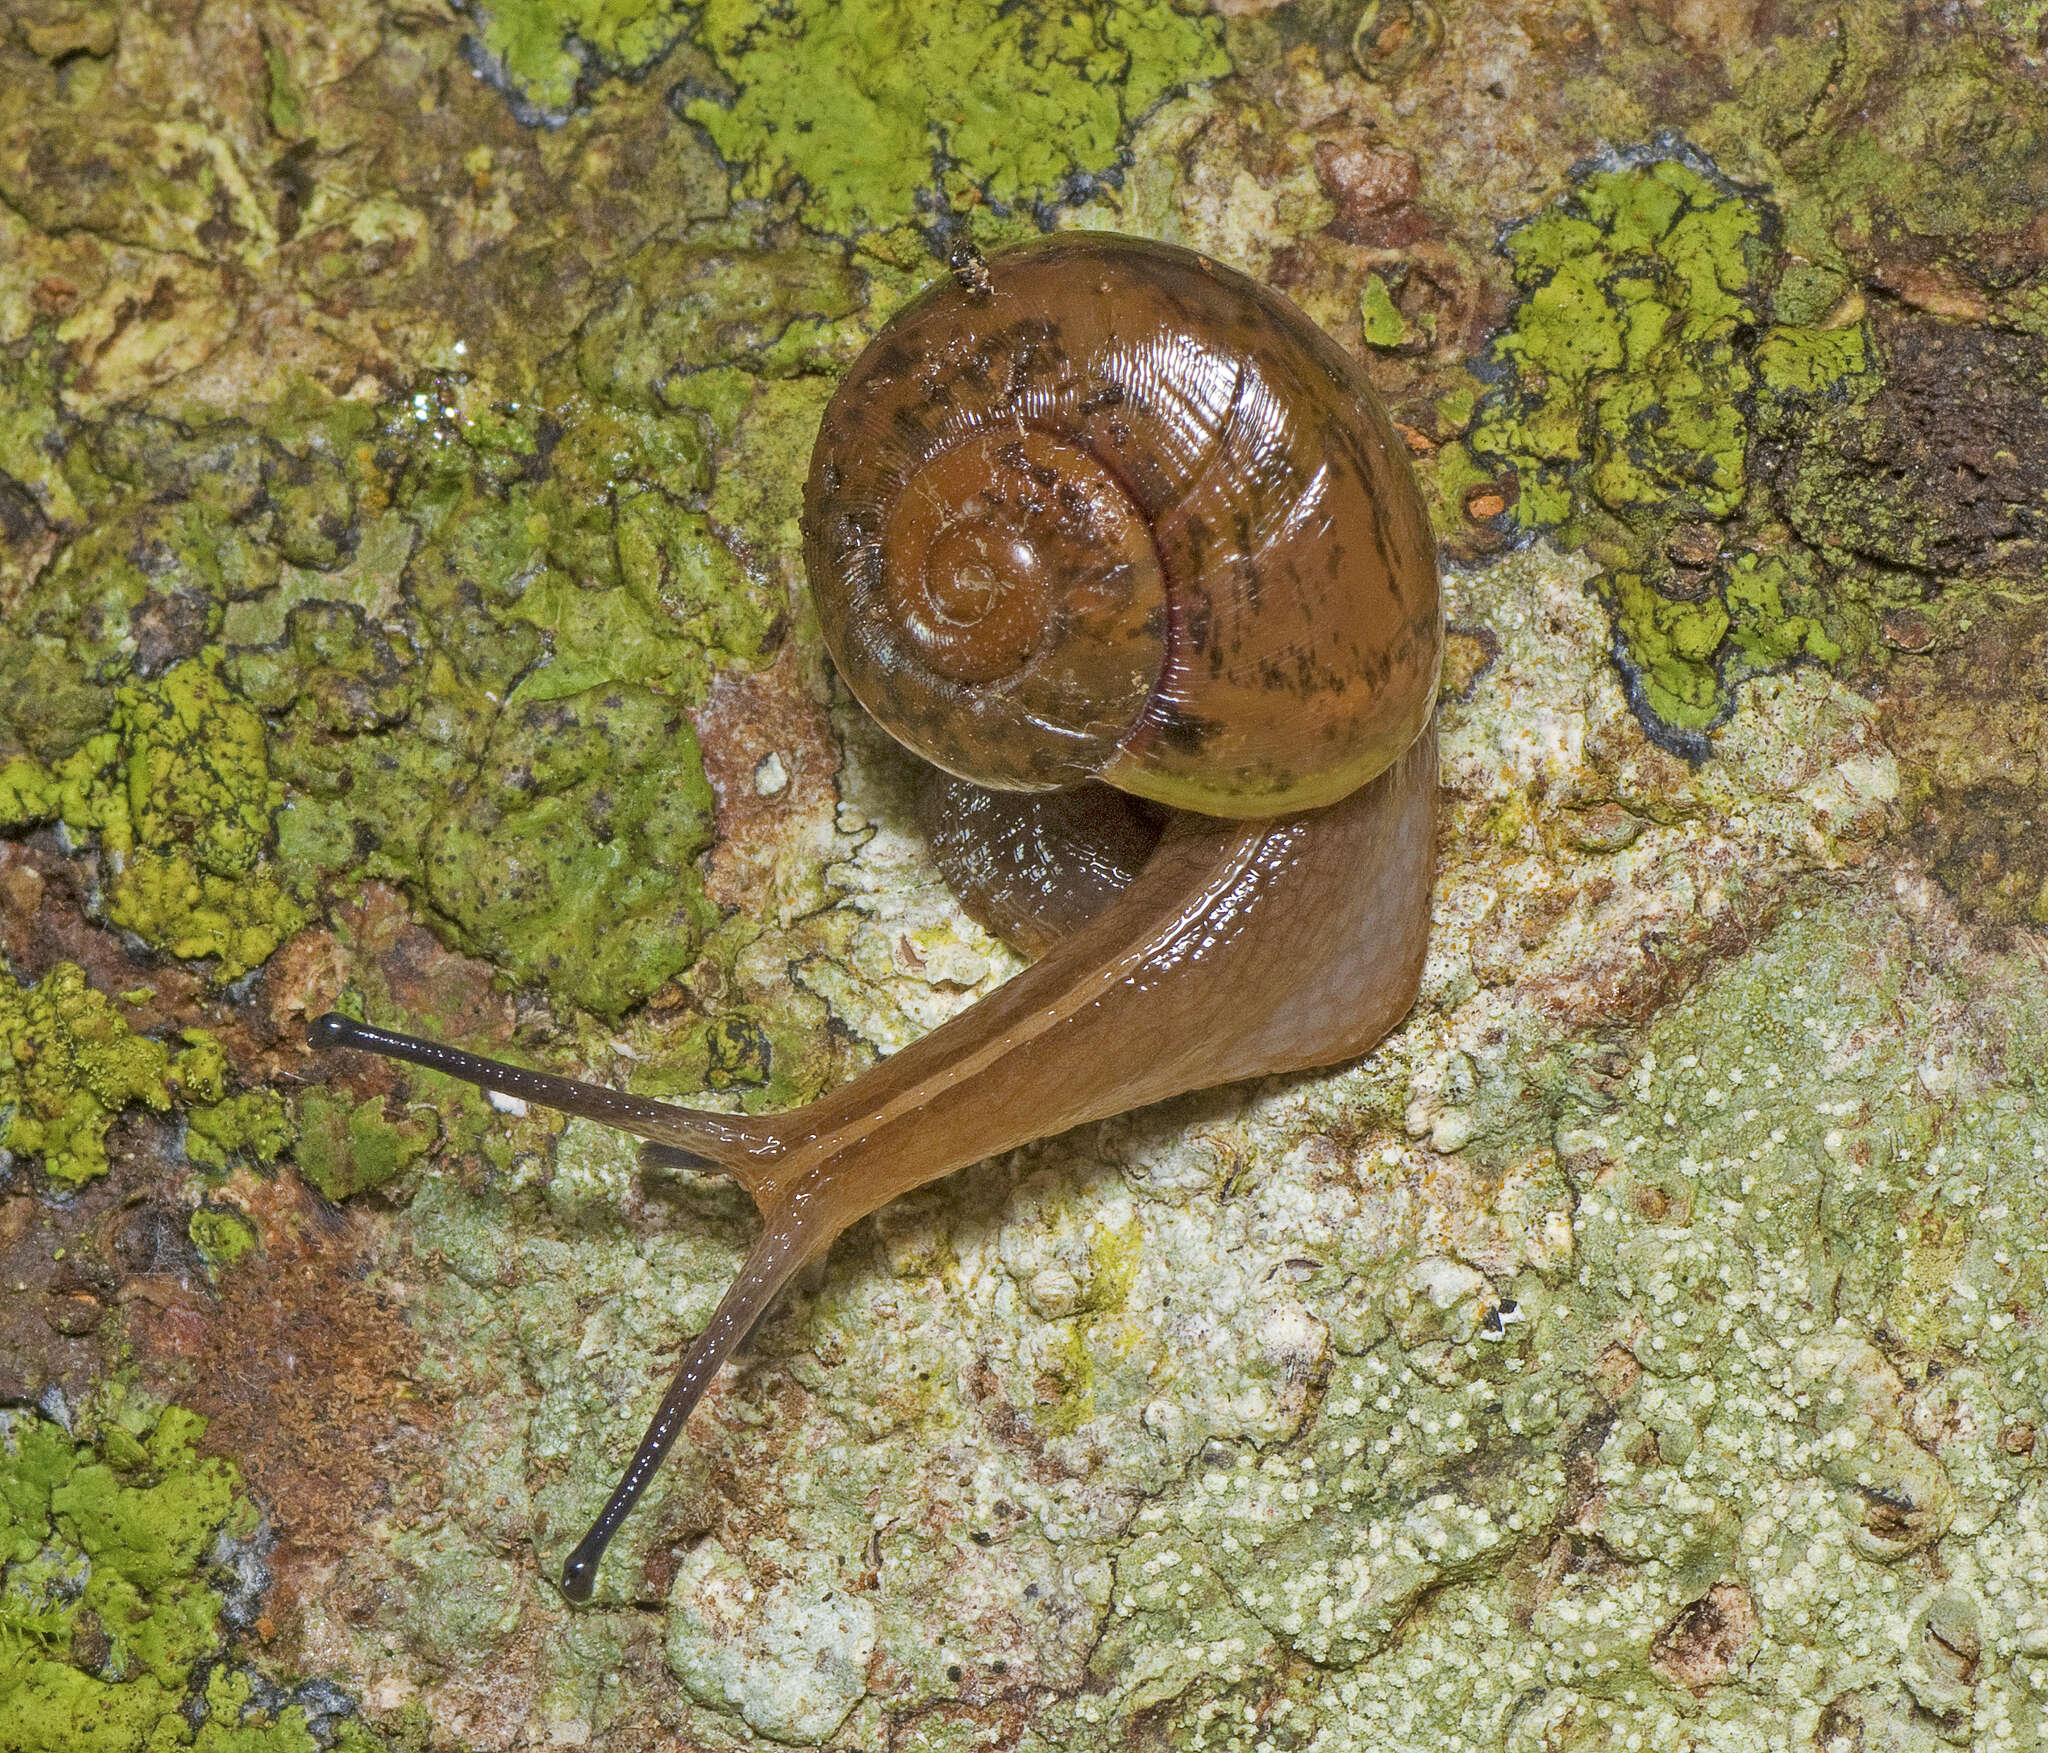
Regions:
[[0, 1395, 382, 1753], [467, 0, 691, 116], [1457, 151, 1870, 750], [232, 383, 759, 1019], [0, 656, 303, 980], [469, 0, 1228, 232], [292, 1092, 440, 1206], [184, 1206, 259, 1278], [0, 308, 799, 1016], [0, 965, 252, 1189], [182, 1090, 293, 1179]]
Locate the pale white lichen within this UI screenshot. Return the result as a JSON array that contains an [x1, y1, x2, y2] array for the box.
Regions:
[[664, 1542, 877, 1744]]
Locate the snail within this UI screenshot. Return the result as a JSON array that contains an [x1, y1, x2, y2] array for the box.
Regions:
[[309, 232, 1441, 1603]]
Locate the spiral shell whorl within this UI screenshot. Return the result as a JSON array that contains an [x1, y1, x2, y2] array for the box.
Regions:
[[804, 233, 1441, 816]]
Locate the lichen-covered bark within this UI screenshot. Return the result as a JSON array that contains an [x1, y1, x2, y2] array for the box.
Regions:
[[2, 1, 2046, 1749]]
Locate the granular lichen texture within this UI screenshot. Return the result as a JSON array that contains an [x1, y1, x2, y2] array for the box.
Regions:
[[2, 1, 2046, 1750], [0, 1391, 381, 1752], [466, 0, 1229, 220], [1, 656, 306, 980], [1461, 150, 1863, 747]]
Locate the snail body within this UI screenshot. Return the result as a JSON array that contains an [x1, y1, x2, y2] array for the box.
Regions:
[[310, 233, 1441, 1603]]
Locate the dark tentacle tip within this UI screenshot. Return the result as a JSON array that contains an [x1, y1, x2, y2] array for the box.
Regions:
[[560, 1547, 600, 1605], [308, 1012, 358, 1050]]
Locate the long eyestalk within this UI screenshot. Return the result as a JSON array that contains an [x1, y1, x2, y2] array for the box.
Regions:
[[558, 1210, 813, 1601], [305, 1014, 783, 1185]]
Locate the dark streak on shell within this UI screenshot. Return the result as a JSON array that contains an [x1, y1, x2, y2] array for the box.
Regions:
[[803, 232, 1441, 817]]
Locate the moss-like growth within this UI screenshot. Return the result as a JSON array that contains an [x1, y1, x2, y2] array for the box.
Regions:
[[0, 1398, 367, 1751], [1, 656, 305, 980], [1461, 149, 1872, 749], [294, 1091, 440, 1204], [0, 965, 172, 1189]]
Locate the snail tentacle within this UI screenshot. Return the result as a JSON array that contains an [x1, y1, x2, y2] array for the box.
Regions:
[[304, 1014, 789, 1200], [559, 1204, 814, 1602]]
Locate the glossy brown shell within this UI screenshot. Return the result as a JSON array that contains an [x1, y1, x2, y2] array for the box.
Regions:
[[803, 232, 1441, 818]]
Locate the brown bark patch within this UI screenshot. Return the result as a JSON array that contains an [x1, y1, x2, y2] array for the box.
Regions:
[[129, 1172, 443, 1657], [1650, 1581, 1759, 1691], [1781, 311, 2048, 578], [1314, 133, 1431, 248], [692, 642, 841, 914], [1881, 605, 2048, 938]]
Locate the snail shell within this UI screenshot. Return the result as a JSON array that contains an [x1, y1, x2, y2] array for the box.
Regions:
[[805, 232, 1440, 818]]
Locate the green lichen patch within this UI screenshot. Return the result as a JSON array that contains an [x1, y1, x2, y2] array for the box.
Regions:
[[2, 154, 834, 1034], [0, 964, 173, 1189], [498, 498, 767, 706], [568, 0, 1227, 236], [469, 0, 693, 119], [1086, 890, 2048, 1748], [0, 654, 305, 980], [1697, 14, 2048, 327], [0, 1397, 369, 1752], [1606, 550, 1841, 736], [0, 113, 276, 267], [186, 1206, 259, 1277], [0, 966, 259, 1188], [414, 683, 718, 1018], [234, 370, 779, 1018], [468, 0, 1229, 229], [572, 237, 869, 409], [1358, 271, 1410, 348], [0, 402, 369, 765], [293, 1090, 440, 1205], [85, 655, 306, 977], [183, 1090, 294, 1177], [0, 636, 106, 772], [1460, 148, 1873, 751], [0, 334, 89, 533], [663, 1544, 876, 1742], [1475, 155, 1764, 523]]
